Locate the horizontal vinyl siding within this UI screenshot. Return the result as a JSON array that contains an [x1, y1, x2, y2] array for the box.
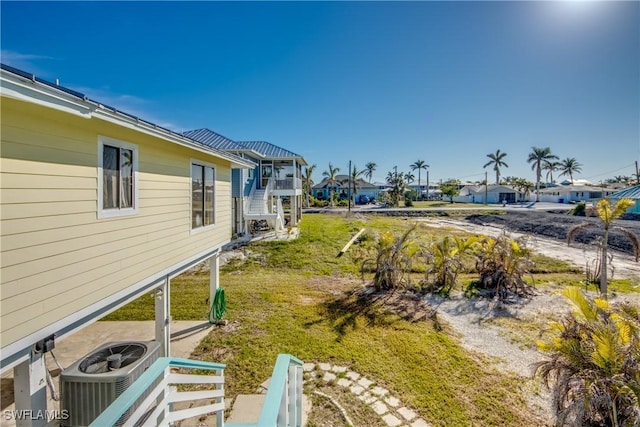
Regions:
[[0, 98, 232, 348]]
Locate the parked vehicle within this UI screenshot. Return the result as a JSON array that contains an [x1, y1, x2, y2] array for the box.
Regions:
[[357, 195, 370, 205]]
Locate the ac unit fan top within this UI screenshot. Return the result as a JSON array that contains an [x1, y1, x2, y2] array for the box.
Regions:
[[79, 342, 147, 374]]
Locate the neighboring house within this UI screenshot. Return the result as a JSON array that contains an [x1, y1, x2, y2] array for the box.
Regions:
[[0, 65, 256, 421], [537, 184, 617, 204], [608, 185, 640, 213], [312, 175, 380, 201], [184, 129, 307, 235], [454, 184, 520, 204]]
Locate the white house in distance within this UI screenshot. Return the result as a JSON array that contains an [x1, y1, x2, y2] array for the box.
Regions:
[[537, 184, 618, 204], [453, 184, 520, 204], [1, 64, 259, 424]]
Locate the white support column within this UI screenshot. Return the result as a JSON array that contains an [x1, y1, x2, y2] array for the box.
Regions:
[[291, 195, 298, 226], [155, 277, 170, 357], [14, 352, 48, 427], [210, 252, 220, 308]]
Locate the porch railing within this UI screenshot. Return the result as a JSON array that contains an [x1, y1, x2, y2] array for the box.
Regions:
[[89, 357, 225, 427], [228, 354, 304, 427]]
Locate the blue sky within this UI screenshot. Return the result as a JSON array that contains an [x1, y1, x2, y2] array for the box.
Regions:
[[2, 1, 638, 185]]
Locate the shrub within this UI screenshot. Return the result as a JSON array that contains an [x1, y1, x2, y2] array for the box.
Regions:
[[362, 223, 421, 291], [568, 202, 586, 216], [422, 235, 478, 297], [473, 234, 535, 300]]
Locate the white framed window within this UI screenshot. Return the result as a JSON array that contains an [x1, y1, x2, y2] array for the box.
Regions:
[[191, 160, 216, 232], [98, 136, 139, 219]]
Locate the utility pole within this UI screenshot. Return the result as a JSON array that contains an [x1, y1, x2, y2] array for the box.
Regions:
[[636, 160, 639, 185], [348, 160, 352, 214], [484, 171, 488, 205], [426, 167, 430, 201]]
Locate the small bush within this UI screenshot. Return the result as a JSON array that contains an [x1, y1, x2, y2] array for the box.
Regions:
[[567, 202, 586, 216]]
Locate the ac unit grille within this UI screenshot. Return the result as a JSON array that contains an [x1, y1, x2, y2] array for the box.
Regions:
[[61, 341, 160, 427]]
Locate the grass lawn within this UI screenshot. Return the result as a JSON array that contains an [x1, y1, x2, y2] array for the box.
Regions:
[[106, 213, 597, 426]]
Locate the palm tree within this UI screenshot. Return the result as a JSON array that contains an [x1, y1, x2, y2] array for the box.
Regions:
[[527, 147, 558, 202], [342, 165, 364, 204], [482, 150, 508, 185], [302, 164, 316, 208], [322, 163, 340, 208], [568, 198, 638, 297], [534, 287, 640, 427], [364, 162, 377, 183], [558, 157, 582, 185], [542, 160, 560, 184], [410, 160, 429, 200], [385, 170, 406, 207]]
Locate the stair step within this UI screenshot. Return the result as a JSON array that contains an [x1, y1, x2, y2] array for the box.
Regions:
[[226, 394, 266, 424]]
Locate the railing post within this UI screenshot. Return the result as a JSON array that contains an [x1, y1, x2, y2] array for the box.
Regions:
[[217, 367, 225, 427], [288, 364, 297, 427], [295, 365, 303, 426]]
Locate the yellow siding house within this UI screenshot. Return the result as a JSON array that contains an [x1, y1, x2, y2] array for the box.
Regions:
[[0, 64, 254, 420]]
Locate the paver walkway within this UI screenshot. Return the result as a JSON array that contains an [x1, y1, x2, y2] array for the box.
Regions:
[[304, 362, 431, 427]]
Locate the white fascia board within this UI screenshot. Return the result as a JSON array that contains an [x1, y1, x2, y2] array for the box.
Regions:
[[89, 109, 254, 169], [0, 68, 254, 169], [0, 71, 95, 118]]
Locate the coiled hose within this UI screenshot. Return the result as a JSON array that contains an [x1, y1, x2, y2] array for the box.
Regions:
[[209, 287, 226, 324]]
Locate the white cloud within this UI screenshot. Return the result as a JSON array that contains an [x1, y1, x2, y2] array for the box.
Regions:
[[1, 50, 57, 76]]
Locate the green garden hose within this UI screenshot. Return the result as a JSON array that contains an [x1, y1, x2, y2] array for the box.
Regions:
[[209, 287, 226, 324]]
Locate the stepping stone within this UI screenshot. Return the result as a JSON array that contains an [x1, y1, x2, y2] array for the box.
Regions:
[[350, 384, 365, 395], [359, 392, 377, 405], [323, 372, 337, 382], [303, 363, 315, 372], [337, 378, 352, 387], [331, 365, 347, 373], [358, 377, 374, 388], [382, 414, 403, 427], [370, 386, 389, 396], [346, 371, 360, 381], [384, 395, 400, 407], [411, 418, 431, 427], [398, 407, 417, 421], [318, 363, 331, 371], [371, 400, 389, 415]]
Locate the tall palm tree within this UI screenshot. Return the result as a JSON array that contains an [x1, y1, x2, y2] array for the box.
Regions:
[[542, 160, 560, 185], [410, 160, 429, 199], [558, 157, 582, 185], [302, 164, 316, 208], [482, 150, 508, 184], [364, 162, 377, 183], [527, 147, 558, 202], [568, 198, 638, 297], [322, 163, 340, 208]]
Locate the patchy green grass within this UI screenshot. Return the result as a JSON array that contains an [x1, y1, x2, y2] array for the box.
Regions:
[[107, 213, 635, 426]]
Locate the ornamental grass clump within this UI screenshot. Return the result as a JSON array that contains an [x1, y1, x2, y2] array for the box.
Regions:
[[534, 287, 640, 427]]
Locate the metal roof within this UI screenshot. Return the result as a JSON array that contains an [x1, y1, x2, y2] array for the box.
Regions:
[[182, 128, 244, 150], [236, 140, 305, 161], [610, 185, 640, 200]]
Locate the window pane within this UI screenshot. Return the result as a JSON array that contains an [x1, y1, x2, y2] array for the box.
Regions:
[[204, 167, 214, 225], [103, 145, 119, 209], [192, 164, 204, 228], [120, 148, 133, 208]]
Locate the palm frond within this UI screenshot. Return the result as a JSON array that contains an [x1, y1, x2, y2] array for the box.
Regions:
[[612, 226, 640, 261], [567, 222, 597, 244]]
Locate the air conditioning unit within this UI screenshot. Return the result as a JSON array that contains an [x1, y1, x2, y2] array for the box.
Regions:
[[60, 340, 161, 427]]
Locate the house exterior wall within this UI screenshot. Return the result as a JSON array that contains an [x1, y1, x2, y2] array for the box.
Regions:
[[1, 97, 233, 361]]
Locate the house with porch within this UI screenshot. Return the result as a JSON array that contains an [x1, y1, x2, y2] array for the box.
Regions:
[[184, 129, 307, 236], [1, 64, 304, 426]]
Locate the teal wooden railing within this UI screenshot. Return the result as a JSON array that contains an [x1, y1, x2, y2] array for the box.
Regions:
[[227, 354, 304, 427], [89, 357, 226, 427]]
